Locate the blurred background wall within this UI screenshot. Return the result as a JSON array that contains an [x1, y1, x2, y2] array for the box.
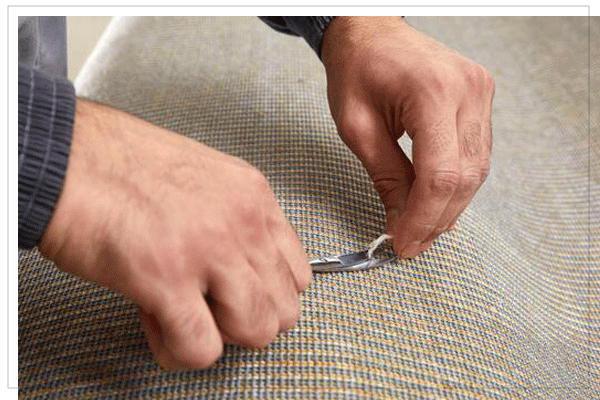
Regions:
[[66, 16, 113, 81]]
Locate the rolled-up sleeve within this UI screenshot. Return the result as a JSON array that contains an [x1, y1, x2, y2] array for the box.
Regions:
[[259, 16, 336, 57], [18, 16, 75, 249]]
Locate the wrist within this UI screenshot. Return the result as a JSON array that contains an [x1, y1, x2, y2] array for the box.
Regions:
[[38, 98, 86, 263], [38, 99, 113, 269], [321, 16, 407, 72]]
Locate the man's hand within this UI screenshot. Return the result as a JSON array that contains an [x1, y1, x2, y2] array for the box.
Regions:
[[39, 99, 312, 369], [321, 17, 495, 258]]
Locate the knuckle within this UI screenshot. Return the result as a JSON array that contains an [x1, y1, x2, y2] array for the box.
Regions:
[[373, 179, 399, 204], [428, 169, 460, 197], [460, 165, 490, 194], [460, 172, 482, 194], [407, 220, 439, 239], [249, 169, 272, 195], [235, 198, 262, 225], [338, 114, 357, 136], [479, 164, 491, 183], [337, 107, 373, 142], [372, 177, 411, 208], [463, 64, 486, 93], [484, 69, 496, 93], [165, 304, 202, 338], [420, 68, 453, 101]]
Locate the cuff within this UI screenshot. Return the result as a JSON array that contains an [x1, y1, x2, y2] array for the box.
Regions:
[[260, 16, 336, 57], [18, 64, 75, 249]]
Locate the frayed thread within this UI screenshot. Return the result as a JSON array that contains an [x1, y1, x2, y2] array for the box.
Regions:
[[367, 234, 393, 259]]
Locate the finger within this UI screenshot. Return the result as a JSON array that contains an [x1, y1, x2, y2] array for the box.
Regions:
[[269, 207, 312, 293], [335, 106, 414, 234], [251, 241, 302, 332], [482, 70, 495, 159], [436, 77, 494, 238], [240, 205, 304, 332], [424, 114, 485, 243], [234, 183, 308, 330], [138, 306, 183, 370], [394, 115, 460, 258], [264, 210, 307, 330], [207, 263, 280, 348], [244, 172, 312, 292], [480, 77, 494, 179], [152, 283, 224, 369], [279, 220, 312, 292], [263, 190, 312, 292]]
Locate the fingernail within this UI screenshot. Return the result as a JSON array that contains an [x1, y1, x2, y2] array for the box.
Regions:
[[401, 241, 421, 259]]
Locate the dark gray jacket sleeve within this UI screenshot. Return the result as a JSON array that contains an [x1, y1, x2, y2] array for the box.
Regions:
[[18, 16, 75, 249], [259, 17, 336, 57]]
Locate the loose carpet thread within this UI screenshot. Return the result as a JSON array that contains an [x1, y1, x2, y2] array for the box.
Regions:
[[367, 233, 393, 259]]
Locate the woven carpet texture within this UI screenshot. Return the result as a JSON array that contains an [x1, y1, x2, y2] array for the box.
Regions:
[[19, 16, 599, 399]]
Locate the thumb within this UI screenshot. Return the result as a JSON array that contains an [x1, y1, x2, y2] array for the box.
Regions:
[[337, 111, 415, 238]]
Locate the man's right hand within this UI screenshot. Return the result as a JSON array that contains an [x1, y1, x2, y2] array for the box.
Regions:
[[39, 99, 312, 370]]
